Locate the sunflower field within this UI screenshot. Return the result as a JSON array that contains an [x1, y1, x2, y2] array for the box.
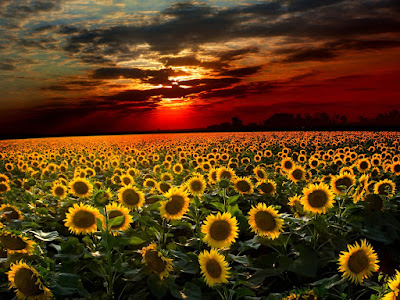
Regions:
[[0, 131, 400, 300]]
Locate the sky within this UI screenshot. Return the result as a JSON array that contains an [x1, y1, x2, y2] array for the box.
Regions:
[[0, 0, 400, 136]]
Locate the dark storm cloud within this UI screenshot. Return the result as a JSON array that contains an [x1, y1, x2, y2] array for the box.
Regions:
[[161, 55, 201, 67], [0, 0, 64, 19], [274, 38, 400, 63], [91, 67, 188, 85], [161, 47, 259, 72], [278, 48, 338, 63], [218, 66, 264, 77], [62, 0, 400, 63], [0, 62, 17, 70], [103, 77, 241, 102]]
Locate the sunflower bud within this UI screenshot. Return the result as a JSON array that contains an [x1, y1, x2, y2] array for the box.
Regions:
[[218, 179, 230, 189], [27, 179, 36, 187]]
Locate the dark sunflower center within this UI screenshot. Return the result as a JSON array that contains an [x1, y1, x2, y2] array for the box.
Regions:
[[260, 182, 274, 194], [122, 177, 131, 185], [0, 234, 27, 250], [360, 161, 368, 170], [162, 175, 172, 182], [14, 268, 43, 296], [378, 183, 392, 196], [146, 180, 155, 187], [0, 183, 8, 192], [159, 183, 170, 193], [190, 180, 203, 192], [292, 169, 304, 180], [209, 220, 231, 241], [307, 190, 328, 208], [220, 171, 232, 180], [73, 181, 89, 195], [366, 194, 383, 210], [72, 210, 96, 228], [54, 186, 65, 196], [1, 207, 19, 220], [254, 211, 276, 231], [284, 161, 293, 169], [108, 210, 124, 229], [311, 160, 318, 167], [236, 180, 250, 192], [122, 189, 140, 205], [145, 250, 166, 273], [165, 195, 185, 215], [205, 259, 222, 278], [175, 166, 181, 172], [348, 250, 369, 274], [335, 177, 352, 192], [256, 170, 265, 179], [394, 164, 400, 173], [113, 176, 121, 184]]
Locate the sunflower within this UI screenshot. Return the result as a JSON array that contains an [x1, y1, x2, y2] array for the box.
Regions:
[[391, 162, 400, 176], [198, 249, 230, 287], [161, 172, 173, 182], [208, 168, 218, 184], [157, 181, 172, 194], [172, 163, 183, 175], [201, 212, 238, 249], [288, 165, 306, 182], [105, 202, 132, 235], [364, 193, 384, 211], [120, 174, 135, 186], [64, 203, 104, 235], [301, 182, 335, 214], [160, 187, 190, 221], [117, 185, 145, 209], [52, 183, 67, 199], [93, 188, 113, 206], [338, 239, 379, 285], [233, 177, 254, 195], [374, 179, 396, 197], [0, 204, 23, 221], [8, 261, 52, 300], [0, 231, 36, 254], [383, 270, 400, 300], [331, 173, 355, 195], [253, 166, 267, 181], [248, 203, 283, 239], [308, 158, 320, 169], [141, 243, 173, 280], [216, 167, 236, 182], [185, 176, 206, 196], [257, 179, 276, 195], [0, 174, 9, 183], [283, 290, 317, 300], [141, 179, 155, 190], [68, 177, 93, 198], [356, 158, 370, 173], [0, 181, 10, 193], [281, 158, 294, 172]]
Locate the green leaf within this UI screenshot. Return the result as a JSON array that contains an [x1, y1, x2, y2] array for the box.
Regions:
[[147, 274, 168, 299], [234, 287, 256, 299], [108, 215, 124, 227], [211, 202, 225, 212], [59, 273, 79, 288], [228, 254, 250, 265], [128, 236, 145, 245]]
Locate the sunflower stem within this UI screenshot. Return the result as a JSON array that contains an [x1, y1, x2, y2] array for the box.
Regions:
[[103, 206, 114, 299]]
